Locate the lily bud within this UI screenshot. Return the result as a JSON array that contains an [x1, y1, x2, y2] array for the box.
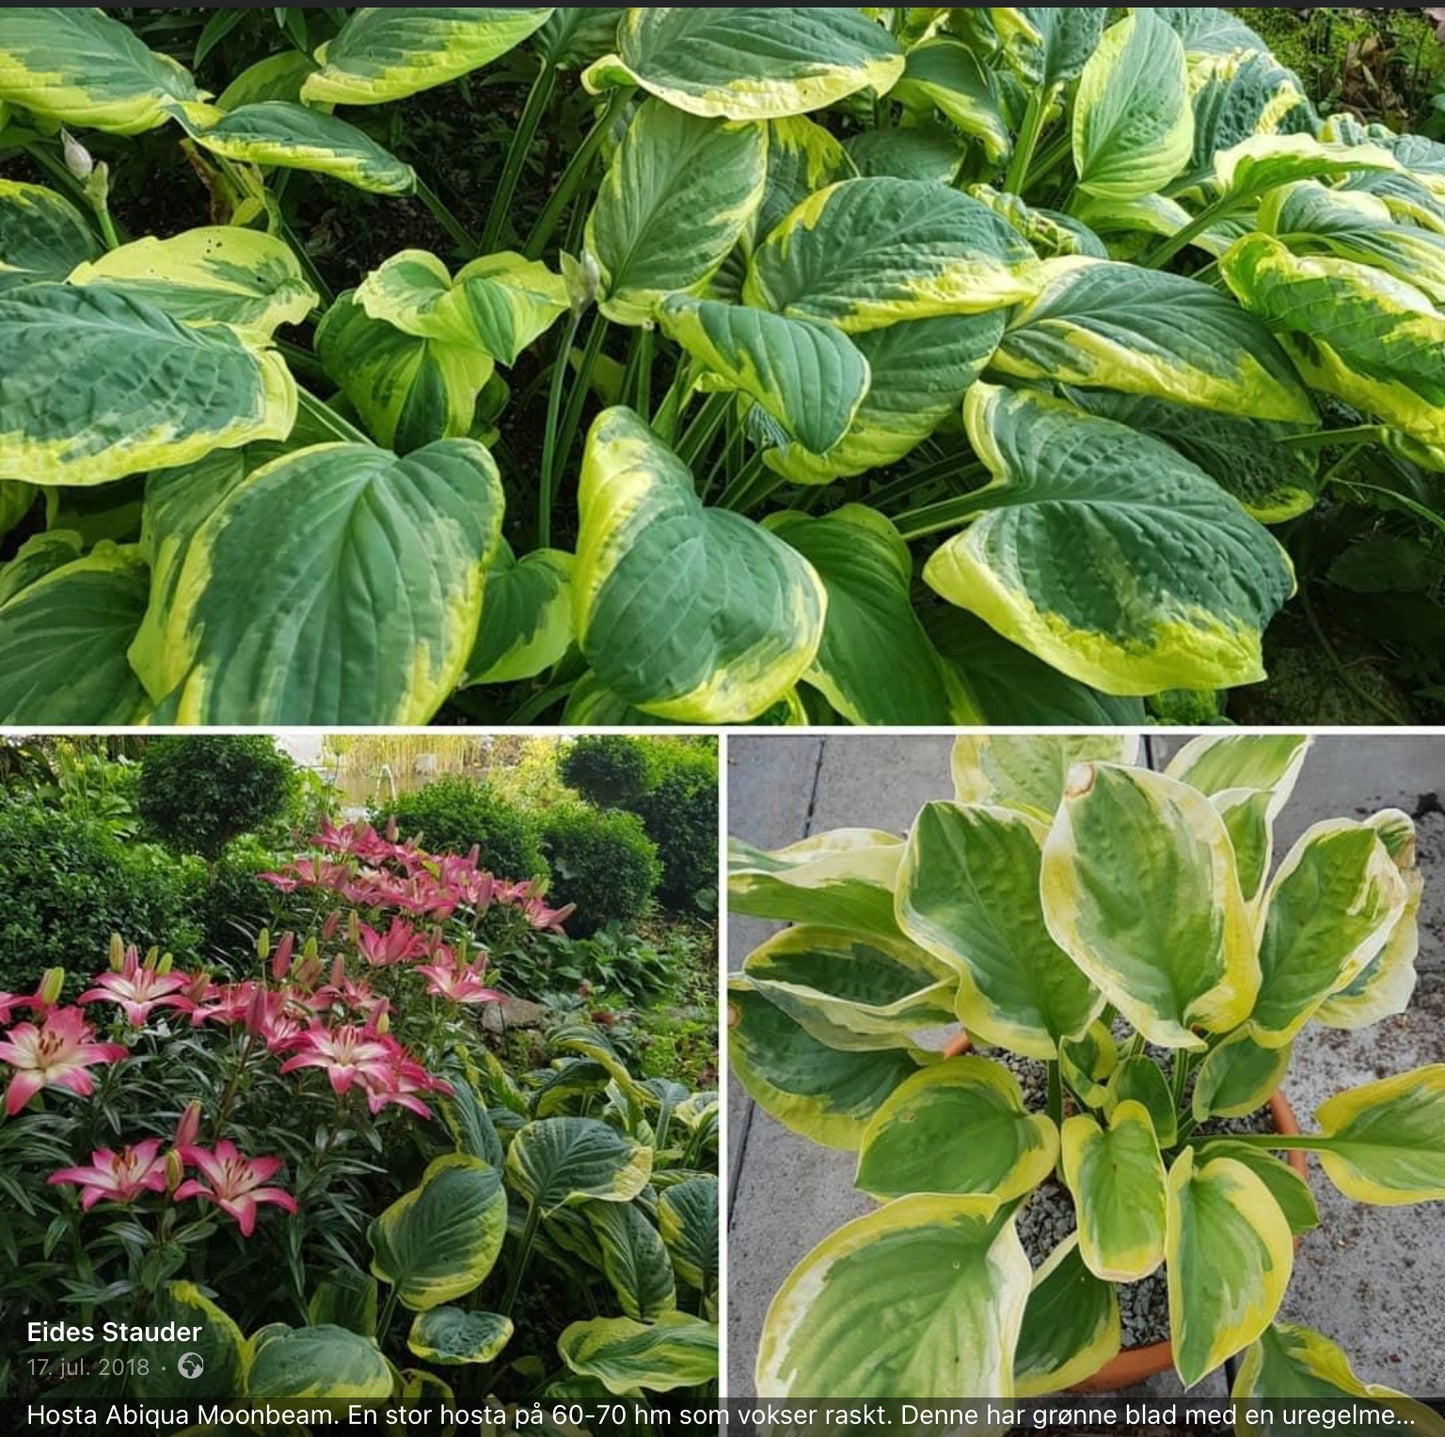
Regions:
[[156, 951, 174, 975], [321, 908, 341, 942], [37, 968, 65, 1008], [303, 934, 319, 962], [164, 1149, 185, 1193], [257, 928, 272, 962], [374, 1006, 391, 1036], [61, 129, 94, 181], [109, 933, 125, 971], [175, 1100, 203, 1149], [271, 932, 295, 982], [244, 983, 268, 1037]]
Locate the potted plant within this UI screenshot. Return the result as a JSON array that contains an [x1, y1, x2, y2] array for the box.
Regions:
[[729, 735, 1445, 1405]]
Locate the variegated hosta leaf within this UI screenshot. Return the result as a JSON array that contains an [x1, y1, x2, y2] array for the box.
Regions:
[[0, 480, 34, 540], [1155, 8, 1270, 59], [893, 36, 1010, 166], [993, 258, 1317, 424], [0, 283, 296, 488], [1042, 762, 1260, 1049], [1015, 1235, 1121, 1398], [1311, 1066, 1445, 1205], [854, 116, 966, 187], [658, 297, 868, 456], [988, 7, 1108, 89], [1234, 1322, 1445, 1437], [1073, 11, 1192, 201], [1167, 1149, 1294, 1388], [756, 1195, 1030, 1398], [0, 545, 150, 723], [0, 530, 83, 609], [585, 100, 766, 326], [582, 8, 905, 121], [745, 177, 1041, 333], [301, 7, 555, 106], [1165, 733, 1312, 904], [465, 542, 573, 686], [1059, 1021, 1119, 1110], [585, 1201, 677, 1323], [727, 977, 931, 1150], [1061, 1105, 1167, 1283], [1260, 180, 1445, 308], [133, 1282, 245, 1402], [727, 829, 905, 937], [187, 101, 416, 195], [367, 1155, 508, 1311], [407, 1308, 512, 1366], [1185, 50, 1315, 189], [558, 1313, 717, 1396], [763, 311, 1004, 485], [217, 52, 318, 111], [1192, 1029, 1293, 1122], [315, 293, 493, 453], [767, 506, 951, 725], [1217, 232, 1445, 446], [68, 227, 317, 337], [925, 385, 1296, 696], [855, 1058, 1059, 1202], [0, 180, 99, 290], [755, 115, 855, 245], [1214, 133, 1401, 205], [1104, 1057, 1177, 1147], [356, 249, 567, 363], [1055, 387, 1317, 525], [0, 7, 200, 134], [1194, 1142, 1319, 1238], [574, 406, 826, 723], [536, 9, 625, 72], [246, 1325, 393, 1402], [951, 734, 1141, 820], [1251, 820, 1408, 1047], [742, 925, 958, 1048], [657, 1177, 717, 1298], [970, 185, 1109, 261], [897, 800, 1102, 1059], [131, 440, 503, 724], [505, 1117, 652, 1214]]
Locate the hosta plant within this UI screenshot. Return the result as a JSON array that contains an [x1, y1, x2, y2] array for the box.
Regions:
[[728, 734, 1445, 1400], [4, 8, 1445, 723]]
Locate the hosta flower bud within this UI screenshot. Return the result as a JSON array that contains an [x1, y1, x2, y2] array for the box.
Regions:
[[37, 968, 65, 1008], [62, 130, 94, 181], [562, 250, 601, 315]]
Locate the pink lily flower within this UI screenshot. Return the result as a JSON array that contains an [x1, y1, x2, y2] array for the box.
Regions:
[[79, 948, 190, 1028], [362, 1054, 453, 1119], [187, 981, 259, 1028], [522, 897, 575, 934], [0, 991, 38, 1026], [415, 954, 504, 1006], [279, 1023, 396, 1095], [48, 1138, 168, 1210], [356, 918, 429, 967], [174, 1141, 297, 1236], [0, 1007, 127, 1116]]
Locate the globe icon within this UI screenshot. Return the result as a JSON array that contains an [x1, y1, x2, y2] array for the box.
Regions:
[[178, 1352, 205, 1380]]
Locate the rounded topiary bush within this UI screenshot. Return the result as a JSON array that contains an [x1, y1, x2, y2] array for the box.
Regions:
[[138, 734, 298, 863], [374, 776, 547, 881], [560, 735, 652, 810], [635, 743, 719, 911], [539, 804, 661, 934], [0, 802, 202, 992]]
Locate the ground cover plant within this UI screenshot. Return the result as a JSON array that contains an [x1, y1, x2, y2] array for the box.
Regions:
[[728, 734, 1445, 1404], [3, 8, 1445, 724], [0, 815, 720, 1414]]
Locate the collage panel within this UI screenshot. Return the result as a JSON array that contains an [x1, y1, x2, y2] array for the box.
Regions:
[[0, 733, 719, 1425], [727, 734, 1445, 1411]]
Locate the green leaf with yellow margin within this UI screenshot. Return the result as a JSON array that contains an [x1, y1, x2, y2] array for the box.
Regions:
[[1167, 1149, 1294, 1389], [1192, 1030, 1294, 1122], [755, 115, 854, 244], [1061, 1104, 1167, 1282], [856, 1057, 1059, 1203], [1214, 133, 1400, 206], [1104, 1058, 1178, 1147], [406, 1308, 513, 1366], [302, 8, 555, 106], [925, 385, 1296, 697], [1059, 1021, 1119, 1110], [557, 1313, 717, 1396], [893, 36, 1010, 166], [1307, 1066, 1445, 1205], [1015, 1235, 1121, 1398], [951, 734, 1141, 821], [132, 439, 503, 724], [1042, 762, 1260, 1049], [1193, 1143, 1318, 1238], [585, 1201, 676, 1323], [132, 1281, 246, 1402], [368, 1154, 508, 1311], [0, 180, 100, 290], [896, 800, 1103, 1059], [574, 406, 826, 723], [506, 1117, 652, 1214], [0, 283, 296, 488], [69, 226, 317, 337], [988, 8, 1108, 89], [756, 1194, 1030, 1398], [465, 542, 573, 686], [657, 1177, 717, 1299], [582, 9, 904, 121], [246, 1324, 394, 1402]]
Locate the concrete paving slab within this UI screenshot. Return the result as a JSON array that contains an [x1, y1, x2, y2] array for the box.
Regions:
[[725, 735, 1445, 1401]]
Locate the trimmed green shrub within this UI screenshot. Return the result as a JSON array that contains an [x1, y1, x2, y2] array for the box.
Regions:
[[635, 743, 719, 911], [138, 735, 298, 863], [374, 776, 547, 880], [192, 835, 291, 966], [0, 801, 203, 992], [539, 804, 661, 935], [560, 736, 652, 810]]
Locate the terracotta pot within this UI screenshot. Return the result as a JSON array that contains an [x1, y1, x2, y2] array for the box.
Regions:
[[939, 1032, 1311, 1393]]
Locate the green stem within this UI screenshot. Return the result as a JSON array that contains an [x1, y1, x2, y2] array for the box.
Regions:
[[632, 324, 655, 413], [275, 338, 329, 385], [505, 683, 572, 725], [1046, 1061, 1063, 1131], [549, 308, 609, 510], [376, 1286, 399, 1343], [1300, 582, 1409, 727], [1171, 1049, 1196, 1114], [674, 391, 734, 470], [416, 176, 479, 255], [652, 360, 698, 444], [481, 64, 558, 255], [1005, 88, 1051, 197], [892, 491, 995, 541], [274, 213, 334, 306], [525, 88, 633, 261], [716, 453, 773, 513], [1278, 424, 1389, 452], [1025, 129, 1074, 191], [1209, 1133, 1332, 1153], [1145, 195, 1243, 270], [297, 388, 372, 445], [1124, 1031, 1148, 1061], [501, 1202, 543, 1318], [872, 457, 987, 513], [538, 306, 584, 550]]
